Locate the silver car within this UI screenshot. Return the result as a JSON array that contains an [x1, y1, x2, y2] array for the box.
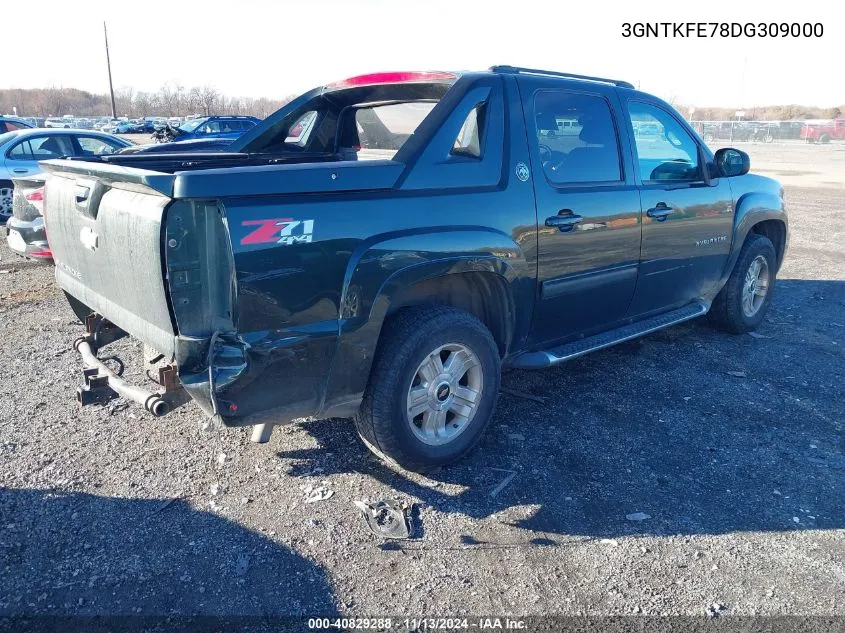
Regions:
[[0, 128, 131, 221]]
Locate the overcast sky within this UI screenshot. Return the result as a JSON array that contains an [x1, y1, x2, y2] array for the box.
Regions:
[[4, 0, 840, 108]]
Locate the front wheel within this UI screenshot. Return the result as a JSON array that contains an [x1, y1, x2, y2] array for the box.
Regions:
[[355, 306, 501, 473], [709, 234, 777, 333]]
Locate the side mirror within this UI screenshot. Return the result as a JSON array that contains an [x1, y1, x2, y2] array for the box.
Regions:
[[714, 147, 750, 177]]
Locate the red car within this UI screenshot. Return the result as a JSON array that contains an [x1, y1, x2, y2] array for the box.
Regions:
[[800, 118, 845, 143]]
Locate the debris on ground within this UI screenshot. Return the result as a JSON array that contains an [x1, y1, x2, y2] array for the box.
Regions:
[[626, 512, 651, 521], [489, 470, 516, 498], [303, 484, 334, 503], [599, 538, 619, 546], [353, 499, 414, 539], [500, 387, 546, 404], [507, 433, 526, 442], [234, 553, 250, 576], [727, 371, 747, 378], [747, 332, 771, 339], [706, 602, 728, 617]]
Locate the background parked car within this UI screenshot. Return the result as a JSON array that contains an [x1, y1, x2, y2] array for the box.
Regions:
[[0, 128, 131, 223], [44, 117, 74, 128], [152, 115, 260, 143], [0, 116, 34, 133], [118, 137, 236, 154]]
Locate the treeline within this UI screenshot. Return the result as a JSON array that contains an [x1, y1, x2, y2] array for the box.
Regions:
[[683, 104, 843, 121], [0, 86, 297, 119], [2, 86, 843, 122]]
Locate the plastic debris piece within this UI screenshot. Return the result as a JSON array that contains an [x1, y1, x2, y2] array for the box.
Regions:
[[353, 499, 413, 539], [490, 470, 517, 498], [626, 512, 651, 521], [304, 485, 334, 503]]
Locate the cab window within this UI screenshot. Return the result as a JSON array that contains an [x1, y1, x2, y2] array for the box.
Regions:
[[534, 91, 622, 185], [628, 102, 702, 183]]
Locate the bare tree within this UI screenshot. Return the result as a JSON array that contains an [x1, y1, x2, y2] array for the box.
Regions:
[[115, 86, 135, 118], [157, 84, 185, 117], [198, 85, 220, 116]]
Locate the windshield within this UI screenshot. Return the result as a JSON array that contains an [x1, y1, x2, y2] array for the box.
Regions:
[[178, 118, 206, 133]]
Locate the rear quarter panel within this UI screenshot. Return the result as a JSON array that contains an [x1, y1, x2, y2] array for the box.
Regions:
[[223, 180, 537, 422]]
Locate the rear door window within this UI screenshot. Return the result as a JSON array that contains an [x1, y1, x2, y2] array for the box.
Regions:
[[76, 136, 125, 155], [534, 91, 622, 185], [8, 136, 74, 160]]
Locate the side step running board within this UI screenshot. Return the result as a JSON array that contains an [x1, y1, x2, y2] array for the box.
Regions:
[[511, 301, 708, 369]]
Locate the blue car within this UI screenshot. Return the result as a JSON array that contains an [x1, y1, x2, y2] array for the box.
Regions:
[[0, 117, 34, 133], [157, 116, 260, 143]]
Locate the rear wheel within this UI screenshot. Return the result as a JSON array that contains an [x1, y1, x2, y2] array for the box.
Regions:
[[709, 234, 777, 333], [0, 181, 13, 220], [355, 306, 501, 473], [819, 134, 831, 144]]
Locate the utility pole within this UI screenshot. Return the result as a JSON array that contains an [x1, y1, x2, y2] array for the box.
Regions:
[[104, 21, 117, 118]]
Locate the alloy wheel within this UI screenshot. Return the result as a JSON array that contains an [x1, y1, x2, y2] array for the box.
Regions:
[[406, 343, 484, 447]]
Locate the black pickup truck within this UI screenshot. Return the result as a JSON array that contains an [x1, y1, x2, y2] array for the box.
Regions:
[[40, 67, 787, 472]]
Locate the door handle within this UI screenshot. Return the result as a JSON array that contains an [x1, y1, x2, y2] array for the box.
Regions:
[[545, 213, 583, 232], [12, 169, 28, 174], [75, 185, 90, 205], [647, 203, 675, 221]]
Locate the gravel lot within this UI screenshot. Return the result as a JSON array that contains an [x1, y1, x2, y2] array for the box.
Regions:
[[0, 142, 843, 627]]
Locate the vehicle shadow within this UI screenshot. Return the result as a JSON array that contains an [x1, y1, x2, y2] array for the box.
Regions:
[[279, 278, 845, 541], [0, 488, 337, 625]]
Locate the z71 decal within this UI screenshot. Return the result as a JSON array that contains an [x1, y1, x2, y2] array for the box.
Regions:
[[241, 218, 315, 246]]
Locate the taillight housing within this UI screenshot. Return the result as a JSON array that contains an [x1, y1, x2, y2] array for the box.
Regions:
[[25, 187, 45, 216]]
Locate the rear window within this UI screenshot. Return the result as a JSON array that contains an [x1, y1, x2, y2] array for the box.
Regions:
[[354, 102, 436, 156], [239, 80, 454, 157]]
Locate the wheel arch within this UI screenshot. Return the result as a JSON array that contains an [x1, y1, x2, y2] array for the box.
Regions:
[[320, 228, 532, 418], [721, 191, 788, 285]]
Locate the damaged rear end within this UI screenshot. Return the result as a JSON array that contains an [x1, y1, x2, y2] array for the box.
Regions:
[[42, 158, 241, 422]]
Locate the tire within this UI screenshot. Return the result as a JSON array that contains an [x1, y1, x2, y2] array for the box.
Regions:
[[819, 134, 831, 144], [355, 305, 501, 473], [0, 181, 13, 220], [709, 233, 777, 334]]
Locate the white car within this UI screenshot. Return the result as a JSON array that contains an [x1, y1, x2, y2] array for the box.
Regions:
[[44, 117, 72, 128]]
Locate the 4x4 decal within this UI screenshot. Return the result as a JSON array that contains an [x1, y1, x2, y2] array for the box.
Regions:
[[241, 218, 315, 245]]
